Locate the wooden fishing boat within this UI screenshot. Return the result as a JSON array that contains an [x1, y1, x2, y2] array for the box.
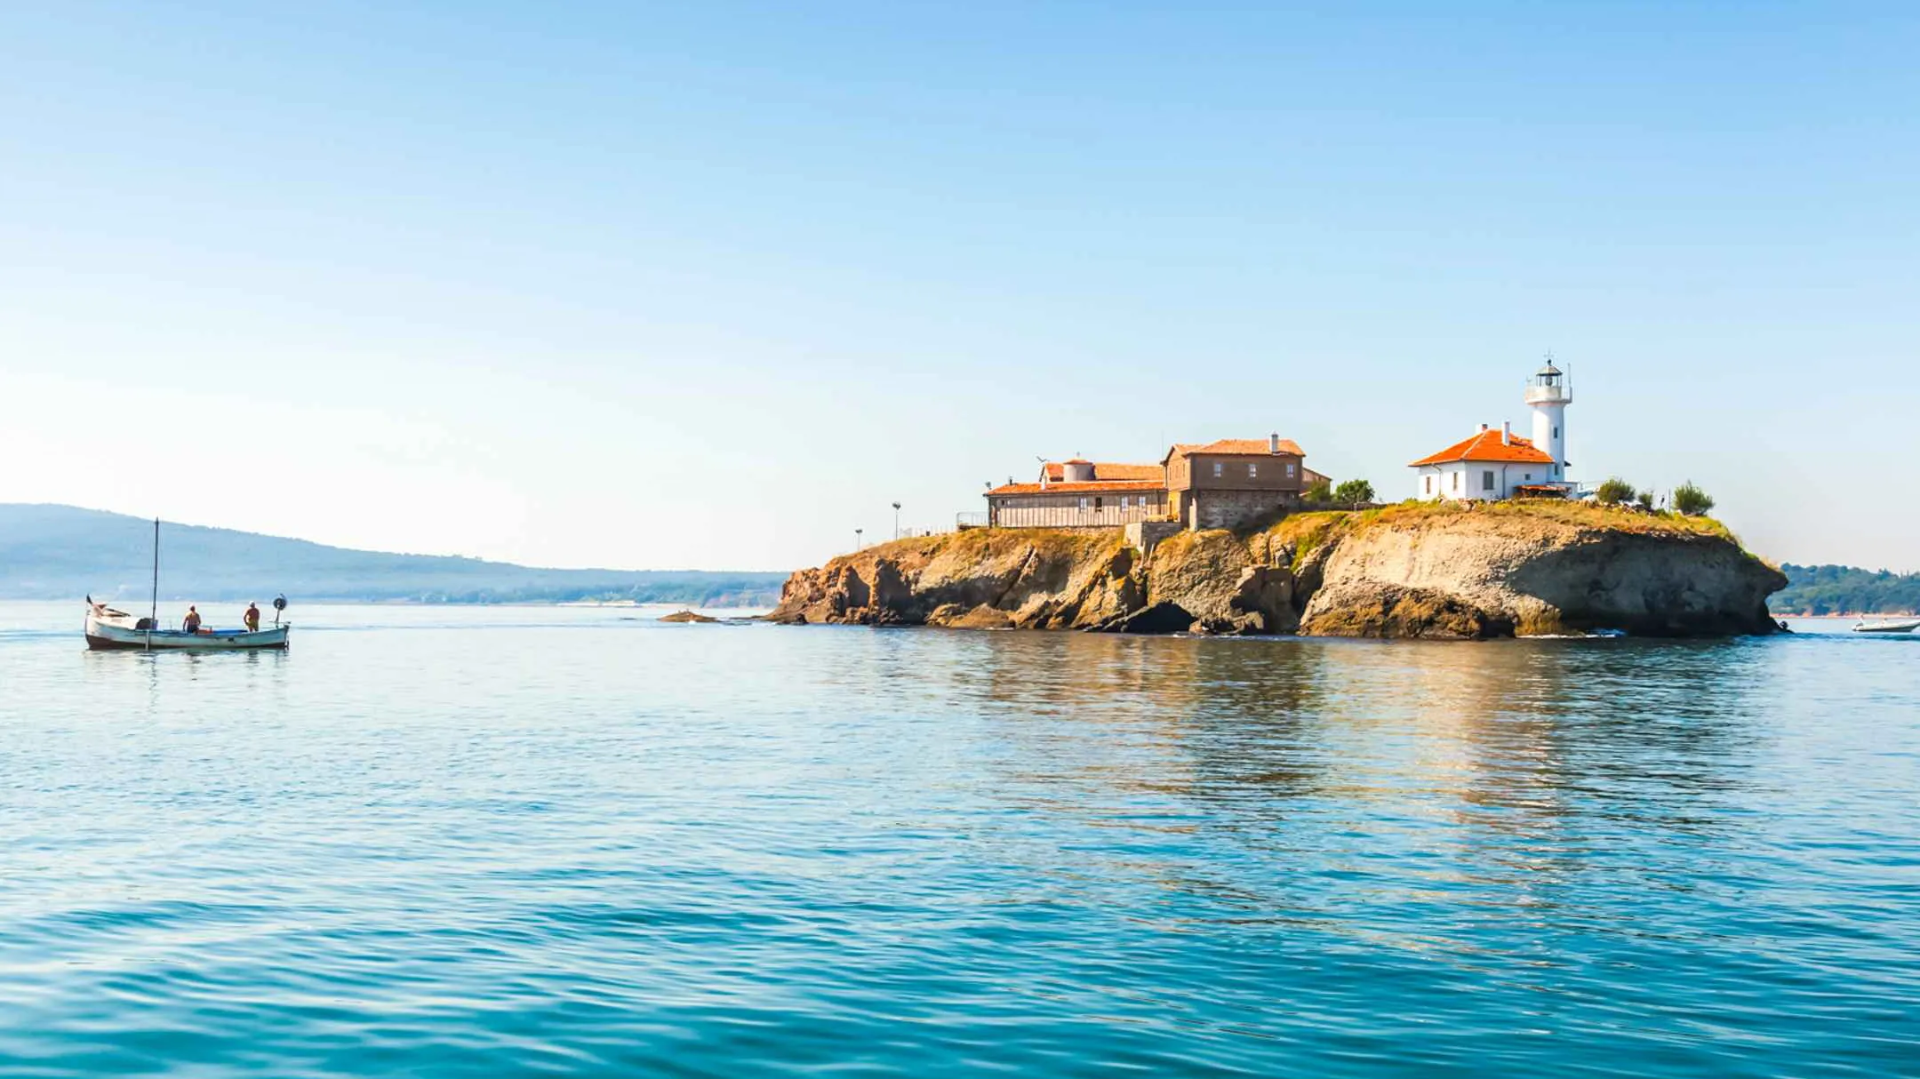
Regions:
[[83, 518, 292, 652], [1852, 617, 1920, 634], [85, 602, 290, 651]]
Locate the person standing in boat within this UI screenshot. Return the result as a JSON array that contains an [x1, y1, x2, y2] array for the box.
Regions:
[[182, 606, 202, 634], [244, 603, 261, 632]]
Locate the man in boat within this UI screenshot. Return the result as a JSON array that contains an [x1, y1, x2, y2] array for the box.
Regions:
[[182, 606, 202, 634], [244, 603, 261, 632]]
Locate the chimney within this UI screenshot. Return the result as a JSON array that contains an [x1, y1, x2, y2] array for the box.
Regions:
[[1502, 421, 1512, 446], [1269, 432, 1280, 454], [1480, 423, 1489, 432]]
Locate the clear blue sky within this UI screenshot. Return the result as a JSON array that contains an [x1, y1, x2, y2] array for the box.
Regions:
[[3, 1, 1914, 571]]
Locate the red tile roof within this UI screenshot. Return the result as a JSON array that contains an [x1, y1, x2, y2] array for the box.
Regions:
[[988, 480, 1165, 497], [1409, 428, 1555, 466], [1167, 438, 1305, 459], [1040, 461, 1163, 482]]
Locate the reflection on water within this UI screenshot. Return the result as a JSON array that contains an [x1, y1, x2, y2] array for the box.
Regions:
[[0, 602, 1915, 1078]]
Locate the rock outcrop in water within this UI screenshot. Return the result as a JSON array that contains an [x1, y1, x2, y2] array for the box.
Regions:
[[769, 503, 1787, 638]]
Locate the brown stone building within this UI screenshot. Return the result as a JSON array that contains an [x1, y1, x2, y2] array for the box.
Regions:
[[984, 436, 1327, 531], [1163, 436, 1329, 530]]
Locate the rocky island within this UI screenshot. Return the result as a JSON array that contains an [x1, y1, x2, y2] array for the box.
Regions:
[[770, 502, 1787, 638]]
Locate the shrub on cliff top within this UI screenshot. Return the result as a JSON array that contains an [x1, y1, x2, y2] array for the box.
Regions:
[[1595, 477, 1637, 505], [1673, 481, 1715, 517], [1304, 477, 1333, 503], [1332, 479, 1376, 505]]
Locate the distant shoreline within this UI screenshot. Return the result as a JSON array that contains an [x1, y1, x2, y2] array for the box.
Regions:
[[4, 597, 772, 611]]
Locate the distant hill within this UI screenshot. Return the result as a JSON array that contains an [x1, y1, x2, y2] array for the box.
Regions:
[[0, 504, 786, 606], [1773, 563, 1920, 616]]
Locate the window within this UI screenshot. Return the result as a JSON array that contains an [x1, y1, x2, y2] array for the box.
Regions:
[[1482, 470, 1495, 491], [1212, 461, 1224, 478], [1524, 473, 1531, 482], [1452, 471, 1461, 491], [1425, 476, 1432, 495], [1286, 462, 1297, 478], [1553, 426, 1560, 439], [1094, 496, 1103, 511], [1079, 497, 1090, 510], [1248, 462, 1258, 478], [1119, 495, 1129, 510]]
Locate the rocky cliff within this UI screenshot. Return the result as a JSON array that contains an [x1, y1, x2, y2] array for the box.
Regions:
[[769, 503, 1788, 638]]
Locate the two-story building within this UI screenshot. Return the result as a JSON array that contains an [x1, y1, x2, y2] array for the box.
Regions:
[[985, 435, 1325, 531], [1164, 436, 1323, 530]]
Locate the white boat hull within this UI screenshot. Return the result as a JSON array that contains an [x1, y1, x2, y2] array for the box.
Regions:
[[1852, 618, 1920, 634], [85, 612, 290, 651]]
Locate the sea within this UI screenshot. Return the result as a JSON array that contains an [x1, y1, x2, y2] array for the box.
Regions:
[[1, 601, 1915, 1078]]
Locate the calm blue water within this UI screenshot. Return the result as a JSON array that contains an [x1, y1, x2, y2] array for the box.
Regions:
[[1, 602, 1915, 1077]]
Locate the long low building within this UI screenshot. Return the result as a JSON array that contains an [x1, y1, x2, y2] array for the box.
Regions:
[[984, 461, 1170, 529], [985, 436, 1328, 531]]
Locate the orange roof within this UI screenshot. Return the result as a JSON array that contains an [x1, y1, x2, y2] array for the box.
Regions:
[[1041, 461, 1163, 482], [988, 480, 1164, 497], [1409, 428, 1555, 467], [1164, 438, 1305, 461]]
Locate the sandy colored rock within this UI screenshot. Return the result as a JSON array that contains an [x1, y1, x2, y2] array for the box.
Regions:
[[767, 503, 1787, 638]]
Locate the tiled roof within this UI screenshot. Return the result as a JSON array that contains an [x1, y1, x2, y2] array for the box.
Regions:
[[988, 480, 1165, 497], [1165, 438, 1305, 459], [1409, 428, 1555, 467], [1041, 461, 1163, 482]]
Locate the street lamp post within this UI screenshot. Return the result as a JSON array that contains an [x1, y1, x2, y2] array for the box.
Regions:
[[855, 528, 863, 550], [892, 502, 902, 540]]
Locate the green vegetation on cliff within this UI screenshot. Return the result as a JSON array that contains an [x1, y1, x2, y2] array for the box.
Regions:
[[1255, 498, 1740, 548]]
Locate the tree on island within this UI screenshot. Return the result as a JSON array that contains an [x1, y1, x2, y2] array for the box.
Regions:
[[1672, 481, 1715, 517], [1595, 477, 1637, 506], [1304, 477, 1333, 503], [1635, 490, 1656, 512], [1332, 478, 1376, 505]]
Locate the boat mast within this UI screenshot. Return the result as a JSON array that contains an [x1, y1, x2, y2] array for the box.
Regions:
[[148, 518, 159, 652]]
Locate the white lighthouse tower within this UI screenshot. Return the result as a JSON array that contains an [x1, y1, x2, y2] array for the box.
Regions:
[[1524, 356, 1572, 484]]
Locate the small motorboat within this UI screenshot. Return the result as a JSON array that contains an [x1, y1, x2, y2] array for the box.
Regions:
[[1852, 617, 1920, 634], [85, 602, 291, 651]]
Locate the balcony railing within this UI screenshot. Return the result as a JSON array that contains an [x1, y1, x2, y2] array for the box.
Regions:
[[1524, 380, 1572, 404]]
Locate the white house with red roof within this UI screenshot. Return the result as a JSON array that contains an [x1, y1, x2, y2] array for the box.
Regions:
[[1410, 360, 1574, 501]]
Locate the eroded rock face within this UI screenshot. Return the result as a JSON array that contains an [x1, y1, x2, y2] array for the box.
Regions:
[[1296, 518, 1785, 637], [767, 508, 1787, 638]]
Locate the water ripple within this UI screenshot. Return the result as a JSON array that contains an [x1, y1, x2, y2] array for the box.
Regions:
[[0, 604, 1914, 1077]]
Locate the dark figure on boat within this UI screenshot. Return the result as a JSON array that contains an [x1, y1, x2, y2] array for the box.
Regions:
[[244, 603, 261, 632], [182, 607, 202, 634]]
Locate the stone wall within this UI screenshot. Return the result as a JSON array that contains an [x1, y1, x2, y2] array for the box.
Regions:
[[1124, 520, 1182, 555], [1187, 489, 1295, 530]]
